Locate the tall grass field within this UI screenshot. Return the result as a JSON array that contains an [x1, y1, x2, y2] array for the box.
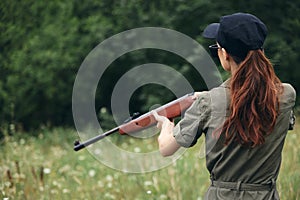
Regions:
[[1, 122, 299, 200]]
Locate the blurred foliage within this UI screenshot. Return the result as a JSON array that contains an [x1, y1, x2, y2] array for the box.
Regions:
[[0, 0, 299, 132]]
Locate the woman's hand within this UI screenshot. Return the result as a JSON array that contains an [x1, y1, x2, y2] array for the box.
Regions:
[[193, 92, 201, 99], [152, 110, 180, 156], [152, 110, 173, 130]]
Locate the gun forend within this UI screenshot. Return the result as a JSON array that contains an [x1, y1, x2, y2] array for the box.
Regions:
[[118, 93, 195, 134]]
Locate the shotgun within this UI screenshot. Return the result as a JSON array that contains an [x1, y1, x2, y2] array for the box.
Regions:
[[74, 93, 195, 151]]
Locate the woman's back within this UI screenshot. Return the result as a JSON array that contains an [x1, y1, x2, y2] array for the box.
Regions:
[[204, 83, 296, 199]]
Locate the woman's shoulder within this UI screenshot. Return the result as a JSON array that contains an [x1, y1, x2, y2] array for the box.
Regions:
[[193, 82, 230, 115], [282, 83, 296, 95], [195, 85, 228, 104], [279, 83, 296, 109], [281, 83, 296, 100]]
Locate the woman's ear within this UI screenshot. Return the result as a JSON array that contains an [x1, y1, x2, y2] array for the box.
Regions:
[[221, 48, 230, 60]]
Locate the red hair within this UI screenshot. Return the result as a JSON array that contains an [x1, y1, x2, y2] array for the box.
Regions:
[[222, 50, 283, 147]]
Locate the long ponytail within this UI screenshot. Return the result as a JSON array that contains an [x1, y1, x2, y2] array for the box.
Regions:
[[222, 50, 283, 147]]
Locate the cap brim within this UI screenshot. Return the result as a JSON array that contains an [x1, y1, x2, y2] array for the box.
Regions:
[[202, 23, 219, 39]]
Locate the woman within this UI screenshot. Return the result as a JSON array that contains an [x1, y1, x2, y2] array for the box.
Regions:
[[153, 13, 296, 200]]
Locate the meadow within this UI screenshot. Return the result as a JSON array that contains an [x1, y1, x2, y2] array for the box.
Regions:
[[1, 123, 299, 200]]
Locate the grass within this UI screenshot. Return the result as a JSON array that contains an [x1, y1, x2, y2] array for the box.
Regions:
[[0, 123, 299, 200]]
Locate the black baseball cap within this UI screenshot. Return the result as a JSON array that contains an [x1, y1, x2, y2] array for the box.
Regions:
[[203, 13, 267, 60]]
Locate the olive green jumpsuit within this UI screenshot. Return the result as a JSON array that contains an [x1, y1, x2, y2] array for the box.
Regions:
[[173, 80, 296, 200]]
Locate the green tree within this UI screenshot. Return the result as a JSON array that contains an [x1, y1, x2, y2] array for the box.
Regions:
[[0, 0, 299, 132]]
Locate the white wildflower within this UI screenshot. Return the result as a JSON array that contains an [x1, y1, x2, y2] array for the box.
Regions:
[[88, 169, 96, 177], [43, 168, 51, 174], [159, 194, 168, 199], [106, 174, 113, 182], [144, 181, 153, 186], [20, 138, 25, 145], [78, 155, 85, 161], [63, 189, 70, 193], [134, 147, 141, 153]]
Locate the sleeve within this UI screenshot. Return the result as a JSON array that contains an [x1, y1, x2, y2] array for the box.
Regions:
[[173, 91, 211, 148]]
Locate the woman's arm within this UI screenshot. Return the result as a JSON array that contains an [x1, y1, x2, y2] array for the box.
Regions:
[[153, 93, 201, 156], [152, 110, 180, 156]]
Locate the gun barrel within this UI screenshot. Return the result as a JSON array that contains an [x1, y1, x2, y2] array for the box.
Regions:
[[73, 127, 119, 151]]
